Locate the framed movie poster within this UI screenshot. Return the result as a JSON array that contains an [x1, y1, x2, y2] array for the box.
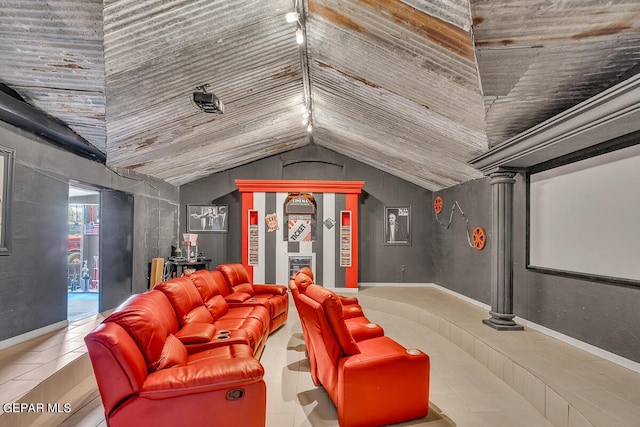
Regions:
[[0, 145, 14, 255], [384, 206, 411, 245], [187, 204, 228, 233]]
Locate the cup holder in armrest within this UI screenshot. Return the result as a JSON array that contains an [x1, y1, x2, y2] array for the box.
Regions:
[[406, 348, 421, 355], [216, 335, 230, 340], [218, 330, 231, 335], [365, 323, 378, 329], [248, 298, 258, 302]]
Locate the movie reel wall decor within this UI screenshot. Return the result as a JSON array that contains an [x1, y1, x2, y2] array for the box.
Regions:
[[433, 196, 487, 251], [433, 196, 443, 214], [471, 227, 486, 250]]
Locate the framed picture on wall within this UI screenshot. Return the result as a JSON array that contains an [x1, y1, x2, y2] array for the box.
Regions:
[[384, 206, 411, 245], [187, 204, 228, 233], [0, 145, 14, 255]]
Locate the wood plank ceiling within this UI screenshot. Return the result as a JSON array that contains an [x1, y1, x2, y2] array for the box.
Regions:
[[0, 0, 638, 190]]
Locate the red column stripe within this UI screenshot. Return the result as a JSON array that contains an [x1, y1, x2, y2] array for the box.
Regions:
[[345, 194, 358, 288], [241, 192, 254, 282]]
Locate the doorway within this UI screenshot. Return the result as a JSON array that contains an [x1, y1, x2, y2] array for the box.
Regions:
[[67, 185, 100, 322]]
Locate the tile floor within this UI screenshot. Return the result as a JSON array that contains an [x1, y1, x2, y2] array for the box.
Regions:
[[3, 285, 638, 426]]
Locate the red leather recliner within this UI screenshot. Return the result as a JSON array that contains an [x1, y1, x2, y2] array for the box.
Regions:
[[84, 290, 266, 427], [216, 264, 289, 333], [291, 271, 384, 340], [293, 269, 363, 319], [298, 284, 431, 427], [289, 272, 384, 387]]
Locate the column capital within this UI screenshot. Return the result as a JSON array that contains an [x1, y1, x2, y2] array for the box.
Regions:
[[489, 171, 516, 185]]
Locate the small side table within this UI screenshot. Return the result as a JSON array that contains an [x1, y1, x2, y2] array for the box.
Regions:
[[166, 258, 212, 277]]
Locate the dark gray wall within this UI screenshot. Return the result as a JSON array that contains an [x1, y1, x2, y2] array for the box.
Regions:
[[0, 122, 179, 343], [433, 173, 640, 364], [180, 144, 433, 283], [432, 177, 492, 303]]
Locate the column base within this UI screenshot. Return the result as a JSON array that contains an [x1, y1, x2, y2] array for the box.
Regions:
[[482, 318, 524, 331]]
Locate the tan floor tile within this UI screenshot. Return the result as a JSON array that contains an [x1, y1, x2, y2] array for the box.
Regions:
[[0, 364, 39, 385], [15, 352, 84, 381]]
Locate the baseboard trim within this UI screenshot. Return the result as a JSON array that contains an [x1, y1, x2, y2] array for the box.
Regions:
[[358, 282, 432, 287], [0, 320, 68, 351]]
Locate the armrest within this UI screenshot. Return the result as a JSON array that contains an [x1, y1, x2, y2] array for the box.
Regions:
[[252, 284, 287, 296], [337, 337, 430, 426], [342, 304, 365, 319], [339, 336, 429, 389], [141, 353, 264, 398], [339, 296, 359, 305], [224, 291, 252, 303], [175, 323, 216, 344]]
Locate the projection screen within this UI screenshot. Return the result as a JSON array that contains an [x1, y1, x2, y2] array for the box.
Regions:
[[529, 144, 640, 282]]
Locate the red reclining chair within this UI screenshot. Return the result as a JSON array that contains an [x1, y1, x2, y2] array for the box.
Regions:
[[297, 284, 430, 427], [154, 276, 269, 357], [84, 290, 266, 427], [292, 269, 364, 319], [291, 270, 384, 341], [289, 273, 385, 386], [216, 263, 289, 333]]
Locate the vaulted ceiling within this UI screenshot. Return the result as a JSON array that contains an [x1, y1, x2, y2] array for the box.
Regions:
[[1, 0, 639, 190]]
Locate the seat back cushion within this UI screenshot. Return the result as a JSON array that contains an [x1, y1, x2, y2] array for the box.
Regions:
[[294, 272, 314, 293], [154, 277, 214, 326], [188, 271, 231, 319], [105, 290, 185, 372], [217, 264, 256, 295], [191, 269, 233, 297], [156, 334, 188, 369], [304, 285, 360, 356], [297, 293, 342, 396], [297, 267, 314, 281]]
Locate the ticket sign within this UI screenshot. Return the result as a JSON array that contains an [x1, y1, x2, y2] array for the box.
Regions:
[[288, 218, 312, 242]]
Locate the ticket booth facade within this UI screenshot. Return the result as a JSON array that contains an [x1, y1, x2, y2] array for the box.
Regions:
[[235, 180, 364, 288]]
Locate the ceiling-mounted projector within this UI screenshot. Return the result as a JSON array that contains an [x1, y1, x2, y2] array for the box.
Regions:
[[193, 91, 224, 114]]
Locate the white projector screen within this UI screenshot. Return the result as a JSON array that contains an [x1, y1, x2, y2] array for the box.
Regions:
[[529, 144, 640, 282]]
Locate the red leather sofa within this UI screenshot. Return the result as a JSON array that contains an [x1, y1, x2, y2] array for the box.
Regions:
[[216, 263, 289, 333], [84, 289, 266, 427], [154, 276, 270, 357], [85, 265, 289, 427], [290, 277, 431, 427]]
